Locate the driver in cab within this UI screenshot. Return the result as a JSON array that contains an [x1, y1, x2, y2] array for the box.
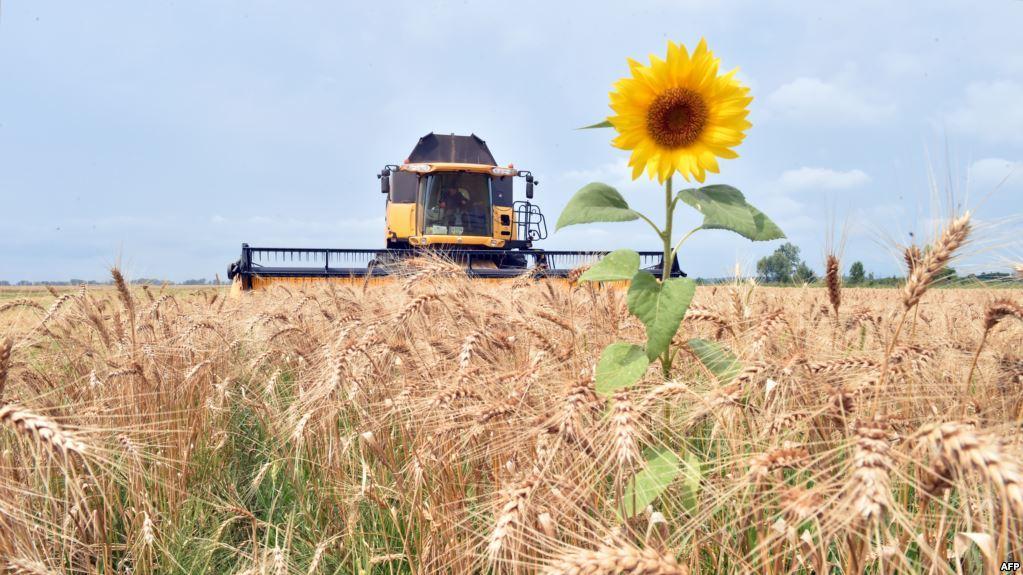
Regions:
[[439, 187, 469, 227]]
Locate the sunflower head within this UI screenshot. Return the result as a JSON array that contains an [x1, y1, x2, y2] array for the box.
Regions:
[[608, 39, 752, 183]]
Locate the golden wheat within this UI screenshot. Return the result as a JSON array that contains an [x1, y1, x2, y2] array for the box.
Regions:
[[0, 252, 1021, 573]]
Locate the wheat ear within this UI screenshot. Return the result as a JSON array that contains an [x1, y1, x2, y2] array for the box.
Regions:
[[966, 299, 1023, 386], [902, 212, 971, 310], [0, 403, 88, 458], [917, 422, 1023, 518], [825, 254, 841, 318], [846, 417, 893, 525], [487, 474, 538, 562], [543, 544, 688, 575], [4, 559, 58, 575], [880, 213, 971, 387], [0, 337, 11, 403]]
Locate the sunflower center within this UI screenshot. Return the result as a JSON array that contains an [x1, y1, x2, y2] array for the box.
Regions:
[[646, 88, 709, 148]]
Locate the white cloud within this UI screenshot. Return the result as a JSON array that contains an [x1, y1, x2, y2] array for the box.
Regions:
[[559, 158, 640, 191], [968, 157, 1022, 190], [767, 77, 896, 123], [947, 81, 1023, 143], [778, 167, 871, 191]]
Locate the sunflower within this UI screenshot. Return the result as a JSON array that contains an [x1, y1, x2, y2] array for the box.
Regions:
[[608, 39, 752, 183]]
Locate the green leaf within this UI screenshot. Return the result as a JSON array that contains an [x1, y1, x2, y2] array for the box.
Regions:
[[579, 249, 640, 283], [555, 183, 640, 231], [676, 185, 785, 241], [680, 451, 703, 515], [688, 338, 743, 384], [627, 274, 696, 361], [595, 342, 649, 396], [622, 448, 682, 517], [578, 120, 613, 129]]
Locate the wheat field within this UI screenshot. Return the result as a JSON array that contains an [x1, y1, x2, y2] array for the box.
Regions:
[[1, 253, 1022, 574]]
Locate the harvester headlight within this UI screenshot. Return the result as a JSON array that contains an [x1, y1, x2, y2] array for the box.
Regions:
[[404, 163, 432, 173], [490, 166, 516, 176]]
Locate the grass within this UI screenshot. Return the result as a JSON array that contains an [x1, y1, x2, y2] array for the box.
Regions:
[[1, 251, 1022, 573]]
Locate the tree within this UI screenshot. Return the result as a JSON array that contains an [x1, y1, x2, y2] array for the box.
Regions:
[[756, 242, 801, 283], [848, 261, 866, 285], [793, 262, 817, 284]]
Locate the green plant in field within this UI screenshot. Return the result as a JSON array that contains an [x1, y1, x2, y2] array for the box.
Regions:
[[556, 39, 784, 515], [557, 39, 783, 383]]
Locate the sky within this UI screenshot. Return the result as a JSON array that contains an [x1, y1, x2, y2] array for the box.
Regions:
[[1, 0, 1022, 282]]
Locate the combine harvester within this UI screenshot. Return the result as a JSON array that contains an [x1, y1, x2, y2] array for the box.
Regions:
[[227, 133, 682, 292]]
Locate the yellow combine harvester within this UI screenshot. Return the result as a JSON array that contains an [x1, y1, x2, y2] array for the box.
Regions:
[[227, 133, 682, 292]]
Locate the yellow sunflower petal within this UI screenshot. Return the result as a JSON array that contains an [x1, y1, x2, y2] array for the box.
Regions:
[[606, 39, 751, 182]]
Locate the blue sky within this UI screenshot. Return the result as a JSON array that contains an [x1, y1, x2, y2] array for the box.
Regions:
[[1, 0, 1021, 282]]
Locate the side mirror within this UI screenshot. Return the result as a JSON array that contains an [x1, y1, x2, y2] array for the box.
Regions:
[[379, 168, 391, 194], [525, 174, 534, 199]]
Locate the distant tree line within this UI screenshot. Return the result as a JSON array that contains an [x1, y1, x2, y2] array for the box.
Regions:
[[753, 242, 1016, 287]]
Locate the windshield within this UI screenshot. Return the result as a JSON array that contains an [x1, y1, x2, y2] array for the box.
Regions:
[[419, 172, 492, 237]]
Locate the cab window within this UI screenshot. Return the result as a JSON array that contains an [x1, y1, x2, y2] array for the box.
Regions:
[[420, 173, 492, 237]]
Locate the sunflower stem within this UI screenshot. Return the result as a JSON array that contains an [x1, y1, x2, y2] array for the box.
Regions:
[[660, 175, 674, 377], [662, 176, 673, 283]]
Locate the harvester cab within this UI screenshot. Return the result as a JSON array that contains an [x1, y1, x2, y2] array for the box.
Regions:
[[377, 133, 548, 251], [226, 132, 683, 292]]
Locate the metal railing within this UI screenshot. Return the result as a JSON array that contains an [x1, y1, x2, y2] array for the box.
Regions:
[[513, 201, 548, 241]]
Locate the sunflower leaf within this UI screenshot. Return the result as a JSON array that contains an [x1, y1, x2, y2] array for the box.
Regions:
[[578, 120, 613, 129], [595, 342, 649, 396], [680, 451, 703, 516], [627, 274, 696, 360], [688, 338, 743, 384], [676, 185, 785, 241], [579, 249, 640, 283], [555, 183, 640, 231], [622, 448, 682, 517]]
